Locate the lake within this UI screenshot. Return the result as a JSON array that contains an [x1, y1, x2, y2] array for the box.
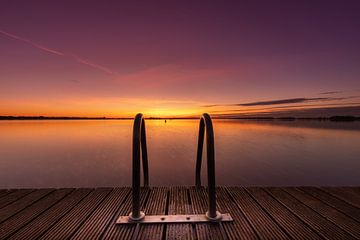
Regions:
[[0, 119, 359, 188]]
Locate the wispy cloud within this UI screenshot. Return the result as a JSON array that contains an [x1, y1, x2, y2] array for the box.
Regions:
[[210, 102, 360, 113], [0, 29, 118, 75], [235, 97, 329, 106], [71, 55, 117, 75], [320, 91, 342, 95], [0, 30, 64, 56], [202, 97, 352, 108], [211, 106, 360, 118]]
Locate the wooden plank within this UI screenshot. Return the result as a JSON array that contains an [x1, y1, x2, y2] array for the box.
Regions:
[[0, 188, 73, 239], [337, 187, 360, 193], [228, 187, 289, 239], [39, 188, 111, 240], [165, 186, 194, 240], [284, 188, 360, 239], [101, 188, 150, 239], [0, 189, 53, 223], [246, 187, 321, 239], [0, 189, 13, 198], [0, 187, 358, 239], [321, 187, 360, 208], [70, 188, 130, 240], [189, 187, 225, 240], [0, 189, 33, 209], [135, 187, 169, 240], [9, 188, 91, 240], [216, 187, 257, 240], [301, 187, 360, 222], [266, 187, 356, 240], [0, 190, 7, 197]]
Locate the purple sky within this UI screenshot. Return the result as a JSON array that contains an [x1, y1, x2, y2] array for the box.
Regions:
[[1, 0, 360, 117]]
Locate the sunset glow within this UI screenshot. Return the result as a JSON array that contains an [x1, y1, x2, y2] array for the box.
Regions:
[[1, 1, 360, 118], [1, 2, 360, 236]]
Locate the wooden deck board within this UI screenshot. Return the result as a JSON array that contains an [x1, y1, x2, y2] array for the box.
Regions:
[[217, 187, 257, 240], [0, 189, 53, 223], [0, 187, 358, 240], [322, 187, 360, 208], [9, 189, 91, 240], [300, 187, 360, 222], [136, 187, 168, 240], [0, 189, 34, 209], [39, 188, 111, 240], [228, 187, 289, 239], [70, 188, 130, 240], [284, 188, 360, 239], [189, 187, 225, 240], [166, 186, 194, 240], [266, 187, 357, 240], [102, 188, 150, 239], [0, 188, 73, 239], [247, 187, 321, 240], [0, 189, 15, 199]]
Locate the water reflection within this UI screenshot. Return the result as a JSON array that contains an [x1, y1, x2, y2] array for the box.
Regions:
[[0, 119, 359, 188]]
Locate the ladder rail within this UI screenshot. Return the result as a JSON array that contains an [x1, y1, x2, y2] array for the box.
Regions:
[[195, 113, 220, 220], [118, 113, 230, 224], [130, 113, 149, 220]]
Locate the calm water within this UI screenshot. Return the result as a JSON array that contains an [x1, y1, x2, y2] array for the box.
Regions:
[[0, 119, 359, 188]]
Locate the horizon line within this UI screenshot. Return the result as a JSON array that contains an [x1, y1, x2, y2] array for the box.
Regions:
[[1, 115, 359, 121]]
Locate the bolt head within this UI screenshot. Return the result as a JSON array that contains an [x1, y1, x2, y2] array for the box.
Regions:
[[129, 211, 145, 221], [205, 211, 222, 222]]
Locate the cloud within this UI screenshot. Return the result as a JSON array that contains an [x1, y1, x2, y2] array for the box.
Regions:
[[320, 91, 342, 95], [71, 55, 117, 75], [236, 97, 329, 106], [211, 106, 360, 119], [201, 104, 218, 108], [0, 30, 64, 56], [0, 29, 117, 75], [202, 97, 357, 108], [210, 102, 360, 113], [203, 97, 330, 107]]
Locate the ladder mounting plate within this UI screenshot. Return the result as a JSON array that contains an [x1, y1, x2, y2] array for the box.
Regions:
[[116, 213, 233, 224]]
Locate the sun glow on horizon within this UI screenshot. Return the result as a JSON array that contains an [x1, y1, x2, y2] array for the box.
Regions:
[[1, 1, 360, 120], [1, 97, 359, 119]]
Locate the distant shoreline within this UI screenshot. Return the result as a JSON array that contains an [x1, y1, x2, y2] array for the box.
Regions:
[[1, 116, 359, 122]]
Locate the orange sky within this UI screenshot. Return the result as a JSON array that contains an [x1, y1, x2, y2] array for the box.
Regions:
[[1, 1, 360, 118]]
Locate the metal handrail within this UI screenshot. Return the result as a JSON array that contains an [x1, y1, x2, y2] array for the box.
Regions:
[[117, 113, 231, 224], [129, 113, 149, 221], [195, 113, 222, 221]]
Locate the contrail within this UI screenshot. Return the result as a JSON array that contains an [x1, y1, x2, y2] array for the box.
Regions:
[[0, 30, 64, 56], [0, 29, 118, 75], [72, 55, 116, 75]]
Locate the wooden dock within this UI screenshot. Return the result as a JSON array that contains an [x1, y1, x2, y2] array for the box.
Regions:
[[0, 187, 359, 239]]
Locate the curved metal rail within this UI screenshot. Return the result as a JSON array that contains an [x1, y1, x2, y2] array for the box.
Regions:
[[117, 113, 232, 224], [129, 113, 149, 220], [195, 113, 222, 221]]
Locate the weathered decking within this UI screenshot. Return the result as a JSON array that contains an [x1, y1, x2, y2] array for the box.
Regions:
[[0, 187, 359, 239]]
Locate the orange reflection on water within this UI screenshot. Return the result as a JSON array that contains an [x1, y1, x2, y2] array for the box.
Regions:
[[0, 119, 359, 188]]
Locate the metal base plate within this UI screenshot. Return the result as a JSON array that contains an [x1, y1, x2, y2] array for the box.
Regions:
[[116, 213, 233, 224]]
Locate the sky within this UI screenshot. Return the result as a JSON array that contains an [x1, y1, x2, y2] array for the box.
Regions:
[[1, 0, 360, 118]]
